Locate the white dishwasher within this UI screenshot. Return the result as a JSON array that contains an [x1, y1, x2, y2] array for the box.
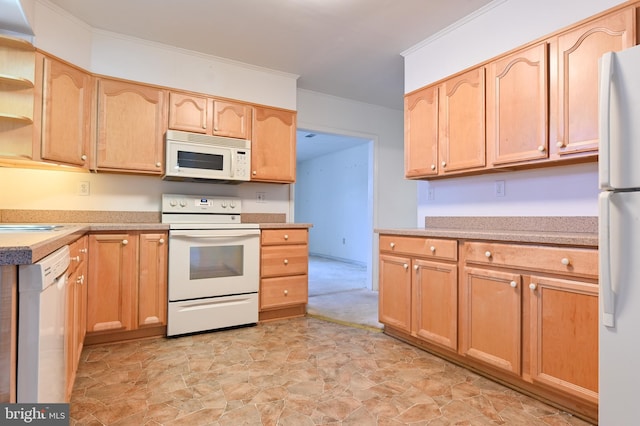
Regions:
[[17, 245, 70, 403]]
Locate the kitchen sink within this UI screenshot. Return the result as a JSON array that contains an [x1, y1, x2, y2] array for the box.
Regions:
[[0, 224, 62, 232]]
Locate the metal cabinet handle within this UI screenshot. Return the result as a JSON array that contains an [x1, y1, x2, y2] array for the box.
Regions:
[[76, 275, 84, 285], [284, 234, 289, 240], [403, 263, 408, 270], [441, 161, 447, 168], [485, 251, 492, 258], [284, 290, 288, 296], [510, 281, 517, 288], [155, 162, 161, 167], [414, 264, 419, 271], [159, 238, 165, 244], [390, 242, 395, 248], [283, 259, 289, 265], [122, 239, 128, 245], [431, 164, 436, 171], [556, 141, 565, 148], [81, 154, 87, 161], [561, 257, 570, 266], [252, 170, 257, 175], [72, 256, 80, 262], [537, 145, 545, 152], [529, 283, 537, 291], [79, 248, 87, 253], [430, 246, 436, 253]]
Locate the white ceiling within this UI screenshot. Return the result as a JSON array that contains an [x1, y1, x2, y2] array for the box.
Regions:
[[43, 0, 494, 161]]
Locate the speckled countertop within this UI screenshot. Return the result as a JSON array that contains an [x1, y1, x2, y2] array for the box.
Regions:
[[376, 216, 598, 247], [0, 210, 312, 265]]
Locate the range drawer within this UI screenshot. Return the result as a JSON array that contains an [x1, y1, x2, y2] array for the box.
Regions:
[[261, 229, 308, 245], [260, 275, 308, 310], [464, 241, 598, 278], [261, 245, 308, 277], [379, 235, 457, 261]]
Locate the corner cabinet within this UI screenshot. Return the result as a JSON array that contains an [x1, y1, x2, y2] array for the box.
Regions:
[[85, 231, 168, 345], [95, 78, 167, 174], [379, 235, 458, 351], [35, 54, 93, 168], [0, 35, 35, 160], [168, 91, 252, 139], [259, 228, 308, 321], [251, 106, 297, 183]]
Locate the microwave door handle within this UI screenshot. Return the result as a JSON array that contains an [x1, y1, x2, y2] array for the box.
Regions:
[[230, 152, 235, 178]]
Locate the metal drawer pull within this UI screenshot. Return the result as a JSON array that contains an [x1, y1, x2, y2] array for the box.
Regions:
[[485, 251, 492, 258], [390, 242, 395, 248], [284, 259, 289, 265], [284, 234, 289, 240], [403, 263, 408, 270], [159, 238, 165, 244], [284, 290, 288, 295], [561, 257, 570, 266], [430, 246, 435, 253], [122, 239, 128, 245], [414, 264, 419, 271], [529, 283, 537, 291], [510, 281, 517, 288]]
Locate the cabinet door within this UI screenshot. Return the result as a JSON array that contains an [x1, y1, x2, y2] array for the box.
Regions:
[[86, 234, 136, 333], [379, 254, 412, 333], [404, 86, 439, 177], [553, 8, 635, 157], [439, 67, 486, 173], [461, 267, 522, 375], [251, 106, 296, 182], [39, 55, 92, 167], [96, 79, 166, 173], [412, 259, 457, 351], [487, 43, 548, 165], [528, 275, 598, 404], [168, 92, 208, 134], [212, 99, 252, 139], [137, 232, 168, 328]]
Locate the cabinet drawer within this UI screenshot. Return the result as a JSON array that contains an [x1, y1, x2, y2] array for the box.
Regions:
[[380, 235, 457, 261], [464, 242, 598, 278], [261, 245, 308, 277], [261, 229, 308, 245], [260, 275, 308, 310]]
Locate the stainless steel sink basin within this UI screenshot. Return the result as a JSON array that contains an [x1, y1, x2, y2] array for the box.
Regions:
[[0, 224, 62, 232]]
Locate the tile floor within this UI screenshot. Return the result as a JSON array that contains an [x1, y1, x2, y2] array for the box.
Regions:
[[70, 317, 594, 425]]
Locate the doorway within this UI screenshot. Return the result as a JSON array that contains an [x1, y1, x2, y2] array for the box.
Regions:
[[293, 129, 380, 328]]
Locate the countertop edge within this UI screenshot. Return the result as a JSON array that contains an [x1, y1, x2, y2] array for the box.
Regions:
[[375, 228, 598, 247]]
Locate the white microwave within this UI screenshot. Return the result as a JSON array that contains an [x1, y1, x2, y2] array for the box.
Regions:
[[163, 130, 251, 182]]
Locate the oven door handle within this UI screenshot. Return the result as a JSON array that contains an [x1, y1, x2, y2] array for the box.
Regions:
[[172, 233, 259, 239]]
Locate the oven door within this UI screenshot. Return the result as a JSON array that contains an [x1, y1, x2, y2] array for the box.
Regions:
[[168, 228, 260, 301]]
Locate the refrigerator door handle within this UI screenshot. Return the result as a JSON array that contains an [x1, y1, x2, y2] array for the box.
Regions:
[[599, 52, 613, 189], [599, 191, 615, 327]]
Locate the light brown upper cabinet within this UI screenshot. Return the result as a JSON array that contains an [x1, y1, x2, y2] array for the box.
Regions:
[[439, 67, 486, 173], [95, 78, 167, 174], [404, 67, 485, 178], [486, 42, 549, 166], [404, 85, 439, 177], [37, 54, 92, 168], [168, 92, 252, 139], [551, 8, 635, 158], [251, 106, 296, 183]]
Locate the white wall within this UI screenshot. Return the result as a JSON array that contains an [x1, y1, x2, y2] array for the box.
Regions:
[[403, 0, 625, 223], [295, 143, 371, 265], [32, 0, 298, 109], [0, 167, 291, 216]]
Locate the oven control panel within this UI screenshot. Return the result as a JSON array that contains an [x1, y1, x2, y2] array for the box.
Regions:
[[162, 194, 241, 214]]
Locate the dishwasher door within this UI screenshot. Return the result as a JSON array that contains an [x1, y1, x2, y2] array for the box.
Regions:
[[17, 245, 70, 403]]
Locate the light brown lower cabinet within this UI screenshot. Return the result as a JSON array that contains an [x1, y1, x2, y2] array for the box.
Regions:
[[85, 231, 167, 345], [378, 235, 599, 423], [65, 235, 88, 401], [259, 229, 308, 321]]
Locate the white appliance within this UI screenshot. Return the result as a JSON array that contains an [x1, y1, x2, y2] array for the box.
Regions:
[[17, 245, 70, 403], [598, 44, 640, 425], [163, 130, 251, 183], [162, 194, 260, 336]]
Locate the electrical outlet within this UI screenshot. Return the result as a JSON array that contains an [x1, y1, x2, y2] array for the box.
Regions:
[[495, 180, 505, 197], [256, 192, 266, 203], [78, 181, 90, 196]]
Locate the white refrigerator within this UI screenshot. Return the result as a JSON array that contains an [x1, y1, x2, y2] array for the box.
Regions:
[[599, 43, 640, 425]]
